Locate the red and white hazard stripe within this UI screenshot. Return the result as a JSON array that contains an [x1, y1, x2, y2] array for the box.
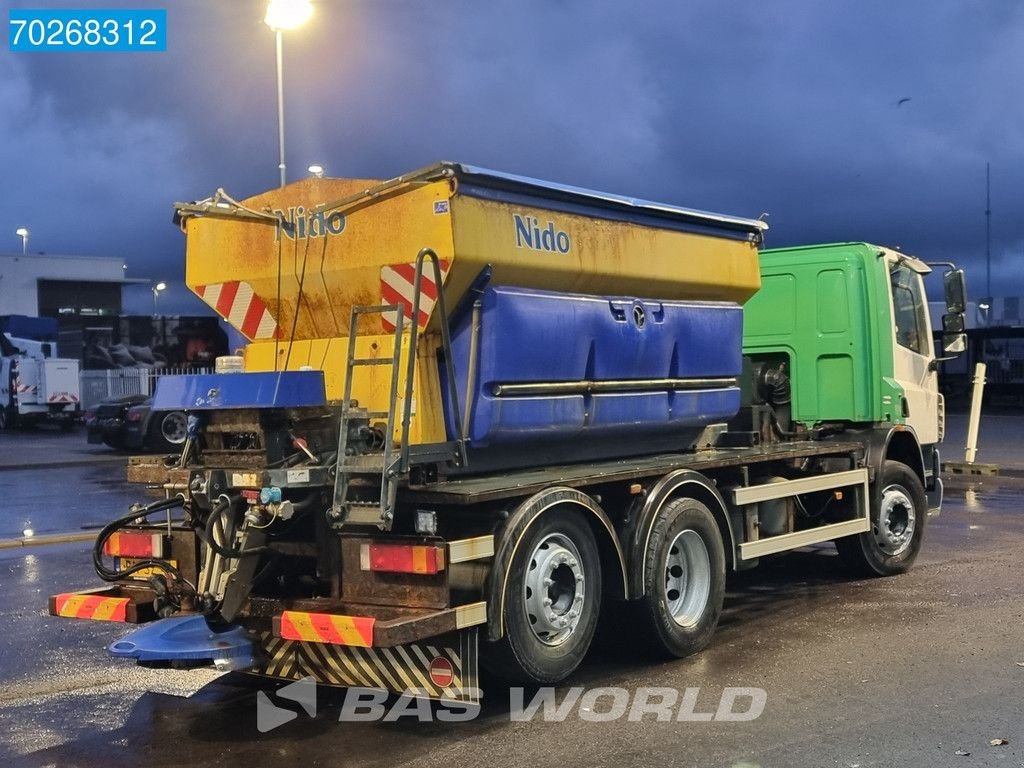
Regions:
[[380, 261, 450, 333], [48, 393, 79, 403], [195, 281, 279, 341]]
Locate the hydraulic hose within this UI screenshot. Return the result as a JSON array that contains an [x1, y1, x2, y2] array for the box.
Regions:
[[194, 498, 271, 559], [289, 489, 322, 513], [93, 496, 186, 583]]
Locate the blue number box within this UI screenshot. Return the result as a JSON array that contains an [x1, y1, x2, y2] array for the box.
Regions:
[[9, 9, 167, 52]]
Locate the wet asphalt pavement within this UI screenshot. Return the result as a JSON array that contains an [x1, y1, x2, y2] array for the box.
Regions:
[[0, 464, 136, 540], [1, 471, 1022, 767]]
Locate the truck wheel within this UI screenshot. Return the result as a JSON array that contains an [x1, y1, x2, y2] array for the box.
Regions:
[[637, 497, 726, 658], [149, 411, 187, 452], [486, 510, 602, 684], [0, 406, 15, 430], [836, 460, 926, 577]]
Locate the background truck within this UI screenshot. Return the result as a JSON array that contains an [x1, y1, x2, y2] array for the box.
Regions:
[[1, 315, 81, 430], [50, 163, 965, 701]]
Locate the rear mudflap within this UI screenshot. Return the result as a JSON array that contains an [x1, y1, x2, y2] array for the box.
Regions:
[[255, 628, 480, 705]]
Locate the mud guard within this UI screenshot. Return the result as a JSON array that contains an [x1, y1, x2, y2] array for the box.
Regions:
[[255, 627, 481, 705]]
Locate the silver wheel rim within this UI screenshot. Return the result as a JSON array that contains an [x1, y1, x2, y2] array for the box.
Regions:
[[160, 412, 187, 444], [524, 532, 585, 647], [664, 529, 711, 628], [875, 484, 916, 556]]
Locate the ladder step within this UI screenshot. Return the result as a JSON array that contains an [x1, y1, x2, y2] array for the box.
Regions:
[[352, 304, 400, 316], [350, 358, 393, 366], [342, 455, 386, 471], [339, 409, 390, 419]]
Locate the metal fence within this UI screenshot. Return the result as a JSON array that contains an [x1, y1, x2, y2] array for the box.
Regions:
[[79, 367, 210, 410]]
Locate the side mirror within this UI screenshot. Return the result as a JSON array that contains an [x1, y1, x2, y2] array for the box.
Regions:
[[942, 312, 966, 355], [943, 333, 966, 354], [943, 268, 966, 314]]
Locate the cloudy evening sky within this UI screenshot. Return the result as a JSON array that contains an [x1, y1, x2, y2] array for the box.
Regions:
[[1, 0, 1022, 313]]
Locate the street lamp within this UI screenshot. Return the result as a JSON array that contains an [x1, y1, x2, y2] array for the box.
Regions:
[[977, 299, 992, 328], [264, 0, 314, 187], [308, 164, 324, 178], [15, 227, 28, 255], [152, 281, 167, 316]]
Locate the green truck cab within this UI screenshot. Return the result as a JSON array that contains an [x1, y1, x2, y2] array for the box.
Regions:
[[743, 242, 966, 574]]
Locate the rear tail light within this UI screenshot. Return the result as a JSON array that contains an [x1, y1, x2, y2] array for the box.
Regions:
[[360, 543, 445, 575], [104, 532, 165, 558], [126, 409, 144, 423]]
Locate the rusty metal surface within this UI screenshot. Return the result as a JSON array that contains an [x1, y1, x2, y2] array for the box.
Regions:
[[184, 178, 452, 341], [338, 536, 448, 610], [125, 457, 180, 486], [246, 596, 432, 622]]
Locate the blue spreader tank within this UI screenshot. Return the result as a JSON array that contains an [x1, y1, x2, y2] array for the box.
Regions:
[[442, 286, 742, 463]]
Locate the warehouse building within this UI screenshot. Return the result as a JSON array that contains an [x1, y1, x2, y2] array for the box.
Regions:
[[0, 252, 135, 318]]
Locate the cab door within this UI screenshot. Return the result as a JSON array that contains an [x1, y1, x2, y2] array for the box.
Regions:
[[0, 358, 10, 409], [886, 255, 939, 445]]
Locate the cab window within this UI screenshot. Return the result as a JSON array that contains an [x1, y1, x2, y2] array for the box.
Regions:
[[890, 262, 929, 355]]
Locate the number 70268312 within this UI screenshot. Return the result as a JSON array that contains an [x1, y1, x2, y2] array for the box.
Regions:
[[9, 9, 167, 52]]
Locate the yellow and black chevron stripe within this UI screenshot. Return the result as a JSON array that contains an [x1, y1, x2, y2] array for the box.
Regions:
[[261, 633, 303, 680], [254, 629, 480, 704]]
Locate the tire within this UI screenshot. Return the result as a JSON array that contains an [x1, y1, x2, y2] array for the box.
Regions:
[[636, 497, 726, 658], [836, 460, 926, 577], [486, 510, 602, 684], [0, 405, 17, 430], [148, 411, 188, 452]]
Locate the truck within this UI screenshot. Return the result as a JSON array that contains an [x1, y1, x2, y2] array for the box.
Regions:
[[49, 163, 966, 702], [1, 315, 81, 429]]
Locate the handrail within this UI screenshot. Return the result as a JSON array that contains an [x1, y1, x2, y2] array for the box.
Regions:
[[400, 247, 466, 472]]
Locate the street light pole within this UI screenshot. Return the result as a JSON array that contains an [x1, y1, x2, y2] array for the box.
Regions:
[[264, 0, 313, 188], [15, 227, 29, 255], [985, 161, 991, 300], [152, 281, 167, 317], [275, 28, 287, 187]]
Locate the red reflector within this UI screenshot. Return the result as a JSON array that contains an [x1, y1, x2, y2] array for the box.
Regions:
[[103, 532, 162, 558], [365, 543, 444, 575]]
